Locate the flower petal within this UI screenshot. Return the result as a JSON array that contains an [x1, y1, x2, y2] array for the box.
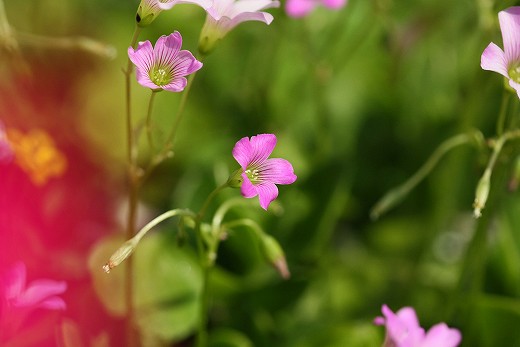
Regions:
[[162, 77, 188, 92], [499, 7, 520, 63], [256, 182, 278, 210], [240, 173, 258, 198], [135, 68, 161, 90], [14, 279, 67, 308], [233, 137, 254, 169], [421, 323, 461, 347], [128, 40, 154, 73], [37, 296, 67, 310], [260, 158, 297, 185], [230, 0, 279, 16], [248, 134, 277, 166], [227, 11, 274, 30], [481, 42, 508, 77], [172, 50, 203, 77], [155, 33, 183, 69]]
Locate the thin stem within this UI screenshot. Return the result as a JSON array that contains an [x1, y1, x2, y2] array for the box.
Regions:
[[146, 90, 159, 152], [370, 131, 483, 219], [124, 24, 142, 347], [135, 208, 196, 243]]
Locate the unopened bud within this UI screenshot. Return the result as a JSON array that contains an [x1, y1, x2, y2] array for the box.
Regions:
[[473, 171, 490, 218], [259, 234, 290, 279], [136, 0, 162, 27], [103, 239, 136, 273]]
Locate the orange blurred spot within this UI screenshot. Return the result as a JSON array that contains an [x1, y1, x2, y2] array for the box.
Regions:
[[6, 128, 67, 186]]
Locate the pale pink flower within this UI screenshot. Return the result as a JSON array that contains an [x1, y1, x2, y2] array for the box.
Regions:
[[1, 262, 67, 311], [136, 0, 212, 26], [232, 134, 297, 210], [199, 0, 279, 54], [285, 0, 346, 18], [374, 304, 461, 347], [481, 7, 520, 98], [128, 32, 203, 92]]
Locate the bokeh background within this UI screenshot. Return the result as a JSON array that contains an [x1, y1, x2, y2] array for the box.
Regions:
[[1, 0, 520, 346]]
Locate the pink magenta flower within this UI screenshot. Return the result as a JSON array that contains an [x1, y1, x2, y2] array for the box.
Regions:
[[232, 134, 297, 210], [481, 7, 520, 98], [1, 262, 67, 311], [374, 304, 461, 347], [285, 0, 346, 18], [128, 31, 203, 92], [136, 0, 212, 27], [199, 0, 279, 54]]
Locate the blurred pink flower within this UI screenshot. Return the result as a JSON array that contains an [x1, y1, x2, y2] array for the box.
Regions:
[[481, 7, 520, 98], [232, 134, 297, 210], [128, 31, 203, 92], [285, 0, 346, 17], [2, 262, 66, 311], [199, 0, 279, 54], [374, 304, 461, 347]]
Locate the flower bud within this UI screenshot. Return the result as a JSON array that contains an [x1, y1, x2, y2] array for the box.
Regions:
[[259, 234, 290, 279], [473, 171, 490, 218], [136, 0, 162, 27], [103, 239, 136, 273]]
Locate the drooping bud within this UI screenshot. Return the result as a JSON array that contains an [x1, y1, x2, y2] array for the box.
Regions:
[[103, 239, 137, 273], [259, 234, 290, 279], [473, 171, 491, 218]]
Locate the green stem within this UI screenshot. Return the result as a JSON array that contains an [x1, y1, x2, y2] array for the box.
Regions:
[[124, 24, 142, 347], [370, 131, 484, 219], [146, 90, 159, 151], [193, 183, 229, 347]]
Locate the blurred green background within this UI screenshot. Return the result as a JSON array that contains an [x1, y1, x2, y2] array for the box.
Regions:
[[2, 0, 520, 346]]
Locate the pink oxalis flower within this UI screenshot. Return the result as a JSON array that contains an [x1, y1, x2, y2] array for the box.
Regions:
[[1, 262, 67, 311], [285, 0, 346, 18], [232, 134, 297, 210], [481, 7, 520, 98], [374, 304, 461, 347], [136, 0, 212, 27], [199, 0, 280, 54], [128, 31, 203, 92]]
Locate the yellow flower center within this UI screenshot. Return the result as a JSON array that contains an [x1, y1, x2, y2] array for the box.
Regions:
[[150, 67, 171, 86], [245, 168, 260, 184], [6, 128, 67, 186]]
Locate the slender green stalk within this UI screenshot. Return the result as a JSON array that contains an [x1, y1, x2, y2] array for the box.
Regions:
[[370, 131, 483, 220], [146, 90, 159, 151], [123, 25, 142, 347], [192, 183, 229, 347]]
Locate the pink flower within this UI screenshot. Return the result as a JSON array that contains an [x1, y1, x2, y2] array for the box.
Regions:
[[374, 304, 462, 347], [128, 31, 203, 92], [232, 134, 297, 210], [136, 0, 212, 27], [285, 0, 346, 18], [199, 0, 279, 54], [1, 262, 67, 311], [481, 7, 520, 98]]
